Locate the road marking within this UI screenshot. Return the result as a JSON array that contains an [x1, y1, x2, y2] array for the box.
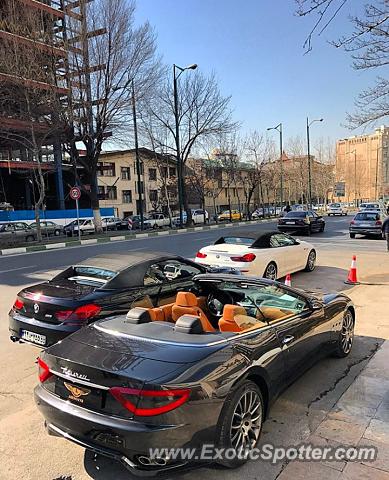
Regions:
[[0, 265, 37, 274]]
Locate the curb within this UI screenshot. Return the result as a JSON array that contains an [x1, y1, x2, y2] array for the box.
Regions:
[[0, 218, 275, 256]]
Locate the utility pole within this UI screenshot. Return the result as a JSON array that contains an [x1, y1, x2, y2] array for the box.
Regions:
[[267, 123, 283, 211], [306, 117, 323, 209], [132, 81, 144, 229]]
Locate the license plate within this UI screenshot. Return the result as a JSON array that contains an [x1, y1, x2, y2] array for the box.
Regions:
[[21, 330, 46, 346], [285, 221, 295, 225], [359, 224, 371, 227]]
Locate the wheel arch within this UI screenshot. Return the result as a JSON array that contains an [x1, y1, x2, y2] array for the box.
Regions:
[[231, 368, 270, 418]]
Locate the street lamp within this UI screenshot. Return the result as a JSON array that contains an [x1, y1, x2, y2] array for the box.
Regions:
[[306, 117, 323, 209], [173, 63, 198, 227], [267, 123, 283, 211]]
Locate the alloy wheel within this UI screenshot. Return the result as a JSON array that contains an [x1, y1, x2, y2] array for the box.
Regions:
[[230, 390, 262, 451], [264, 263, 277, 280], [307, 250, 316, 271], [341, 311, 354, 354]]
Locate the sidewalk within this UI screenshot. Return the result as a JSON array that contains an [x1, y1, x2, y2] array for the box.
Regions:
[[278, 340, 389, 479]]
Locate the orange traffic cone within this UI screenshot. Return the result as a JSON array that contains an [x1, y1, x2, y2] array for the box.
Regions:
[[345, 255, 359, 285], [285, 273, 291, 287]]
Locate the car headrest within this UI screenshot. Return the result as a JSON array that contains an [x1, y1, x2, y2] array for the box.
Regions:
[[175, 291, 198, 307], [125, 307, 151, 324], [174, 315, 204, 334], [222, 304, 247, 323]]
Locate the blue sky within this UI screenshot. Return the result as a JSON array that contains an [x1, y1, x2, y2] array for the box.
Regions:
[[135, 0, 379, 146]]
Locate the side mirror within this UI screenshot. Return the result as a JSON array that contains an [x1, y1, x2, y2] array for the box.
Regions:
[[310, 300, 323, 311]]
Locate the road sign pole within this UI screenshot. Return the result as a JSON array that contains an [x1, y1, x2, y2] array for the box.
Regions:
[[76, 198, 81, 241]]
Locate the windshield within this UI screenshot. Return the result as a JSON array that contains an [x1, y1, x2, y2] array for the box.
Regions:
[[73, 266, 116, 280], [330, 203, 341, 208], [285, 211, 307, 218], [355, 213, 380, 221], [219, 237, 254, 246]]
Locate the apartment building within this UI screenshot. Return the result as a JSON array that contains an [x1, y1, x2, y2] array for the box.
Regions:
[[97, 148, 178, 218], [336, 126, 389, 203]]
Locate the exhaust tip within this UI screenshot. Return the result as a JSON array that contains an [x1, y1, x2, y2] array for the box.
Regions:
[[10, 336, 19, 343], [136, 455, 167, 467]]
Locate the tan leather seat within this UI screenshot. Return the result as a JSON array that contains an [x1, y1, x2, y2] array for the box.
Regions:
[[148, 303, 175, 322], [260, 307, 290, 321], [172, 292, 215, 332], [219, 305, 246, 332]]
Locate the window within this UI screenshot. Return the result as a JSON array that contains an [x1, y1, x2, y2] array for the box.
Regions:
[[270, 234, 297, 247], [14, 222, 28, 230], [149, 189, 158, 202], [107, 186, 117, 200], [169, 167, 176, 177], [97, 162, 115, 176], [98, 186, 106, 199], [121, 167, 131, 180], [162, 166, 168, 178], [156, 260, 203, 282], [122, 190, 132, 203], [148, 168, 157, 181], [143, 264, 166, 285]]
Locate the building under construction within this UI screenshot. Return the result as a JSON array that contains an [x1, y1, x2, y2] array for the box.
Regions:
[[0, 0, 98, 210]]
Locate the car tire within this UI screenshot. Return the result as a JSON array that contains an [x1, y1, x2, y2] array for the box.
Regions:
[[350, 233, 356, 238], [153, 224, 158, 230], [54, 229, 61, 236], [215, 380, 264, 469], [304, 249, 316, 272], [333, 309, 354, 358], [26, 235, 35, 243], [263, 262, 277, 280]]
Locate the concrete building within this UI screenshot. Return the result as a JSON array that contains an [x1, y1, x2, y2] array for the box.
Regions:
[[97, 148, 178, 218], [336, 126, 389, 204]]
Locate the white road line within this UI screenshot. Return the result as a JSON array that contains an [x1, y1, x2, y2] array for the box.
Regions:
[[0, 265, 37, 274]]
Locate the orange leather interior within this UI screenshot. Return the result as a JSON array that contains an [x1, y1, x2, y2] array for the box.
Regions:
[[260, 307, 291, 321], [148, 303, 175, 322], [172, 292, 215, 332], [219, 305, 246, 332]]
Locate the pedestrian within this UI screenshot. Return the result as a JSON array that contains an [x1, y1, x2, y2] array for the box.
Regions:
[[284, 203, 291, 213], [382, 215, 389, 252]]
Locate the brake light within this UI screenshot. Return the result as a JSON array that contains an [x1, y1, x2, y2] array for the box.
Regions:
[[13, 298, 24, 310], [230, 253, 256, 262], [110, 387, 191, 416], [350, 220, 355, 225], [38, 358, 52, 383], [56, 304, 101, 325], [196, 251, 207, 259], [376, 220, 382, 226]]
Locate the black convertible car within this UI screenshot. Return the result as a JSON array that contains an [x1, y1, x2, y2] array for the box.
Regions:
[[35, 273, 354, 475], [9, 252, 230, 348]]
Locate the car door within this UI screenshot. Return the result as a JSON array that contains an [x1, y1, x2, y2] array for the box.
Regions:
[[14, 222, 32, 241], [270, 233, 305, 275], [0, 223, 15, 245]]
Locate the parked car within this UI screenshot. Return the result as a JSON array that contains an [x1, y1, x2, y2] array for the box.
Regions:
[[359, 202, 381, 211], [30, 221, 62, 236], [327, 203, 348, 216], [34, 272, 355, 476], [195, 230, 316, 279], [121, 215, 151, 230], [349, 210, 384, 238], [143, 213, 170, 229], [172, 209, 209, 226], [9, 252, 210, 347], [278, 210, 325, 235], [218, 210, 242, 221], [102, 217, 124, 231], [0, 221, 36, 245], [63, 219, 95, 236]]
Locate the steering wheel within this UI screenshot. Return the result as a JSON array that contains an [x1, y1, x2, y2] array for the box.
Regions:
[[207, 291, 234, 317]]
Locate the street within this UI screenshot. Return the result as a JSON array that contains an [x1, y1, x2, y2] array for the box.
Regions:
[[0, 215, 388, 480]]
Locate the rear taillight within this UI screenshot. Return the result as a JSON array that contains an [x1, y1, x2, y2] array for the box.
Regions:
[[376, 220, 382, 225], [231, 253, 256, 262], [350, 220, 355, 225], [196, 251, 207, 259], [38, 358, 53, 383], [56, 304, 101, 325], [110, 387, 191, 416], [13, 298, 24, 310]]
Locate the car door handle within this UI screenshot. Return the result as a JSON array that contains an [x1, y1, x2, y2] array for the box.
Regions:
[[282, 335, 294, 345]]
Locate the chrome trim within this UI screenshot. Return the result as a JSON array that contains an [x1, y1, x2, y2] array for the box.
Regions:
[[50, 369, 110, 390]]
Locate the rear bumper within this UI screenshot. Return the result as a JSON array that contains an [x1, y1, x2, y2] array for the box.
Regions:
[[9, 311, 79, 347], [349, 227, 382, 236], [278, 224, 308, 232], [34, 384, 218, 475]]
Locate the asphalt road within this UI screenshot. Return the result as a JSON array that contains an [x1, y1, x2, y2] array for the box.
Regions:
[[0, 215, 387, 480]]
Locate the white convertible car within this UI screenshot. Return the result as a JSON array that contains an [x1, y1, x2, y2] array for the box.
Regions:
[[194, 230, 316, 279]]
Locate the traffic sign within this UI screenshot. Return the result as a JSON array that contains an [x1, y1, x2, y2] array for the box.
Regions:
[[70, 186, 81, 200]]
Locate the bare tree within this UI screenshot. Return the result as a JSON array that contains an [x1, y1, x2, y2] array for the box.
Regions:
[[0, 3, 66, 241], [145, 71, 238, 225], [296, 0, 389, 127], [64, 0, 161, 231]]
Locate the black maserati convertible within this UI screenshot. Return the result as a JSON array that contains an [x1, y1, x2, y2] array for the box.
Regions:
[[9, 252, 230, 347], [34, 273, 355, 475]]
